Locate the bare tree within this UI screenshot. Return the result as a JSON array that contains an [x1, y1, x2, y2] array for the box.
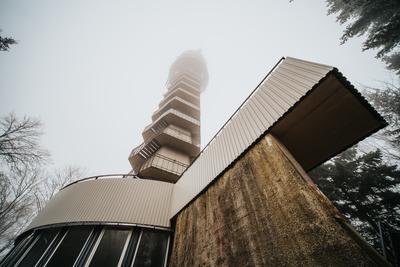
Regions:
[[0, 168, 41, 255], [0, 166, 85, 256], [0, 113, 48, 256], [35, 166, 85, 211], [0, 113, 49, 173], [0, 113, 84, 257]]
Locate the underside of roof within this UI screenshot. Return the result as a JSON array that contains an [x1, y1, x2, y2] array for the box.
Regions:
[[271, 69, 385, 171]]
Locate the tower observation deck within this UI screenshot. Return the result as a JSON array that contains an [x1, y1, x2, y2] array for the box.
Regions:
[[129, 50, 208, 183]]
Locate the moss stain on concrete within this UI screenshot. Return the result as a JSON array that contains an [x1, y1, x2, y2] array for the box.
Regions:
[[169, 135, 381, 267]]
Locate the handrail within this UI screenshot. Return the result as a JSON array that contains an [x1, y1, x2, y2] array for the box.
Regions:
[[164, 125, 192, 140], [152, 153, 189, 168], [143, 121, 168, 144], [61, 174, 139, 190], [140, 153, 189, 176], [131, 142, 146, 156], [130, 125, 195, 165], [143, 109, 200, 134]]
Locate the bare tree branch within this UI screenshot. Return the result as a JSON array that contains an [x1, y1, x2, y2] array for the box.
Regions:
[[0, 165, 85, 257], [0, 113, 50, 173], [0, 168, 39, 255], [0, 113, 85, 257], [35, 166, 85, 211]]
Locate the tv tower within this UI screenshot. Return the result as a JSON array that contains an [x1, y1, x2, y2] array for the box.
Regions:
[[129, 50, 208, 182]]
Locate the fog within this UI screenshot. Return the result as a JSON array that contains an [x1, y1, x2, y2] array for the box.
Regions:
[[0, 0, 394, 176]]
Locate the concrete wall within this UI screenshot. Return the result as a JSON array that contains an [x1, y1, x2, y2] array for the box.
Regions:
[[169, 134, 385, 266]]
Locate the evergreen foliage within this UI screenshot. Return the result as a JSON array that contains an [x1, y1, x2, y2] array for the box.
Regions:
[[309, 147, 400, 246], [366, 83, 400, 149], [0, 30, 16, 51], [325, 0, 400, 74]]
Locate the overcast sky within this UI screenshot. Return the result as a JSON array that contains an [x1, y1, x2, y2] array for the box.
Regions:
[[0, 0, 395, 177]]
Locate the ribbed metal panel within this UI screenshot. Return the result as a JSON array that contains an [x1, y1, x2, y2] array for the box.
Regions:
[[169, 57, 334, 218], [26, 178, 174, 231]]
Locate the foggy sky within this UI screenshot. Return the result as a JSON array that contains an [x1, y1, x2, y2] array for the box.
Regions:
[[0, 0, 394, 176]]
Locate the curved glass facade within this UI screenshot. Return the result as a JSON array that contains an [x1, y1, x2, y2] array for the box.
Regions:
[[1, 226, 170, 267]]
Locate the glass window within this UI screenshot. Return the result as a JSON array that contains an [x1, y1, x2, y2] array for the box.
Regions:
[[46, 227, 92, 267], [133, 230, 169, 267], [17, 229, 58, 267], [88, 228, 130, 267], [119, 230, 141, 267], [0, 234, 35, 267]]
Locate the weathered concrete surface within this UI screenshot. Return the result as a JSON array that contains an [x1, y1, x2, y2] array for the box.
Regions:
[[169, 134, 383, 267]]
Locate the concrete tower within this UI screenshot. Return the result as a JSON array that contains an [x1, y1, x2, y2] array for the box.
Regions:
[[129, 50, 208, 182]]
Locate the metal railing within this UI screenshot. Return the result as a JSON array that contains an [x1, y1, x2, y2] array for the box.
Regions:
[[153, 153, 189, 168], [61, 174, 139, 190], [140, 153, 189, 176], [163, 126, 192, 144], [130, 125, 196, 169], [152, 96, 200, 120], [143, 118, 170, 137], [131, 143, 146, 157]]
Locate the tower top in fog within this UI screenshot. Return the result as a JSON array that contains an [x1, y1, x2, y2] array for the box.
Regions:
[[129, 50, 207, 182], [168, 50, 208, 92]]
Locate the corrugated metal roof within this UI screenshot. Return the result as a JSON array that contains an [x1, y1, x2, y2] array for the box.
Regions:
[[26, 178, 174, 231], [169, 57, 367, 218]]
